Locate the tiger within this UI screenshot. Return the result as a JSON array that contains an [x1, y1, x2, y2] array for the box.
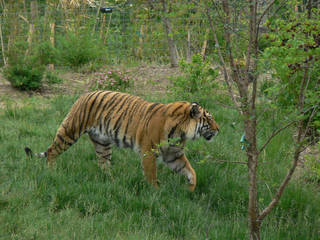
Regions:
[[25, 90, 219, 191]]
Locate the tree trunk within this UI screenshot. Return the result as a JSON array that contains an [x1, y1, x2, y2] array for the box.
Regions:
[[104, 12, 113, 44], [26, 0, 37, 56], [48, 21, 55, 70], [137, 24, 144, 59], [161, 0, 178, 68], [186, 29, 191, 62], [0, 23, 7, 66], [246, 1, 260, 239], [201, 28, 209, 59], [93, 0, 103, 33], [100, 14, 106, 40], [246, 125, 260, 240]]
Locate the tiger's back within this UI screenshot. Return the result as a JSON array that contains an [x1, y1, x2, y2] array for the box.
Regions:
[[59, 91, 168, 151]]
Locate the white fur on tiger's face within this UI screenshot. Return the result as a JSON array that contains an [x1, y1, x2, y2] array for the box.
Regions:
[[25, 91, 220, 191]]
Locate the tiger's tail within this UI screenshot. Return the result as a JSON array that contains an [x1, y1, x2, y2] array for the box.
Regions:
[[24, 147, 48, 158]]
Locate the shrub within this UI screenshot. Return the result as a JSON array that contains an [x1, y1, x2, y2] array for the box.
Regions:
[[4, 40, 48, 91], [169, 54, 218, 99], [56, 32, 107, 68], [35, 41, 58, 66], [5, 40, 29, 66], [90, 69, 132, 91], [262, 10, 320, 138], [4, 64, 44, 91]]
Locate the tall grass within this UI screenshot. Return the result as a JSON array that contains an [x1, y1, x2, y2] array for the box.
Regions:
[[0, 95, 319, 239]]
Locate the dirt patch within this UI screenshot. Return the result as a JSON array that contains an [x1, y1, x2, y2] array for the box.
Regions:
[[0, 64, 182, 108], [0, 70, 30, 108], [127, 63, 181, 98]]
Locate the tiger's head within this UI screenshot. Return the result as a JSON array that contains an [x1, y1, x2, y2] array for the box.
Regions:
[[189, 102, 219, 141]]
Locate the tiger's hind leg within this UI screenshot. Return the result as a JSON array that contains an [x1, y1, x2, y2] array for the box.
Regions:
[[89, 133, 112, 169], [47, 123, 78, 167]]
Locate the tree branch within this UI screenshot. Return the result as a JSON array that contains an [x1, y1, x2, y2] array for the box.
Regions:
[[212, 159, 248, 165], [19, 14, 29, 24], [298, 136, 320, 154], [257, 0, 276, 30], [258, 121, 296, 154], [257, 144, 302, 222], [302, 105, 319, 142], [204, 3, 241, 112], [258, 44, 312, 223]]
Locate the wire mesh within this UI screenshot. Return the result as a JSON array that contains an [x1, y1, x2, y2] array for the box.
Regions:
[[0, 2, 213, 66]]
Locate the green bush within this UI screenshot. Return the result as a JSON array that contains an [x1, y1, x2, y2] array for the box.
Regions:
[[4, 40, 48, 91], [4, 64, 44, 91], [56, 32, 107, 68], [5, 40, 29, 66], [35, 41, 58, 66], [169, 54, 218, 100], [261, 10, 320, 138]]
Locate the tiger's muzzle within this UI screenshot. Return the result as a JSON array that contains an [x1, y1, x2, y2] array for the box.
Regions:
[[203, 129, 219, 141]]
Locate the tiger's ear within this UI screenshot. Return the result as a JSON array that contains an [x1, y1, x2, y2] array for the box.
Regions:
[[190, 103, 201, 119]]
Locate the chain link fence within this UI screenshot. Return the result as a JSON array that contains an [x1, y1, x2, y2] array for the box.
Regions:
[[0, 2, 212, 67]]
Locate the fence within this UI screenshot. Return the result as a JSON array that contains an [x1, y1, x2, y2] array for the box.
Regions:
[[0, 1, 212, 67]]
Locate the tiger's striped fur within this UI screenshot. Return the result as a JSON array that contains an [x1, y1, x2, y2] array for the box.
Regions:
[[25, 90, 219, 191]]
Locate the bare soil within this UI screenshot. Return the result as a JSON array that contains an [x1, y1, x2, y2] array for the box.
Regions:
[[0, 64, 182, 108]]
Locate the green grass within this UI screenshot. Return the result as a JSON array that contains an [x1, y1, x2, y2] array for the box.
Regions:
[[0, 95, 319, 239]]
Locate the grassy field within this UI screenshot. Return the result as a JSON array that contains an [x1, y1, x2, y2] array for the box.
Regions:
[[0, 94, 320, 239]]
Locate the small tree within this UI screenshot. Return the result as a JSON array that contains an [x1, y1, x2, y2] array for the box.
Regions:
[[203, 0, 319, 239]]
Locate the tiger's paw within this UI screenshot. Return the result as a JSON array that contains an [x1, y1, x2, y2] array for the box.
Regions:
[[188, 184, 196, 192], [98, 160, 111, 171], [47, 162, 57, 169]]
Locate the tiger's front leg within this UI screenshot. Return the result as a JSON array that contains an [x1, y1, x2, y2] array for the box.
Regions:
[[178, 155, 197, 192], [141, 149, 159, 189], [162, 148, 197, 192]]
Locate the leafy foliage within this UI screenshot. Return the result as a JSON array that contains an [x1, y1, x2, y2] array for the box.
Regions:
[[170, 54, 218, 99], [3, 40, 45, 90], [4, 64, 44, 91], [35, 41, 58, 66], [56, 32, 108, 68], [262, 8, 320, 101], [3, 40, 54, 91], [262, 6, 320, 131]]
